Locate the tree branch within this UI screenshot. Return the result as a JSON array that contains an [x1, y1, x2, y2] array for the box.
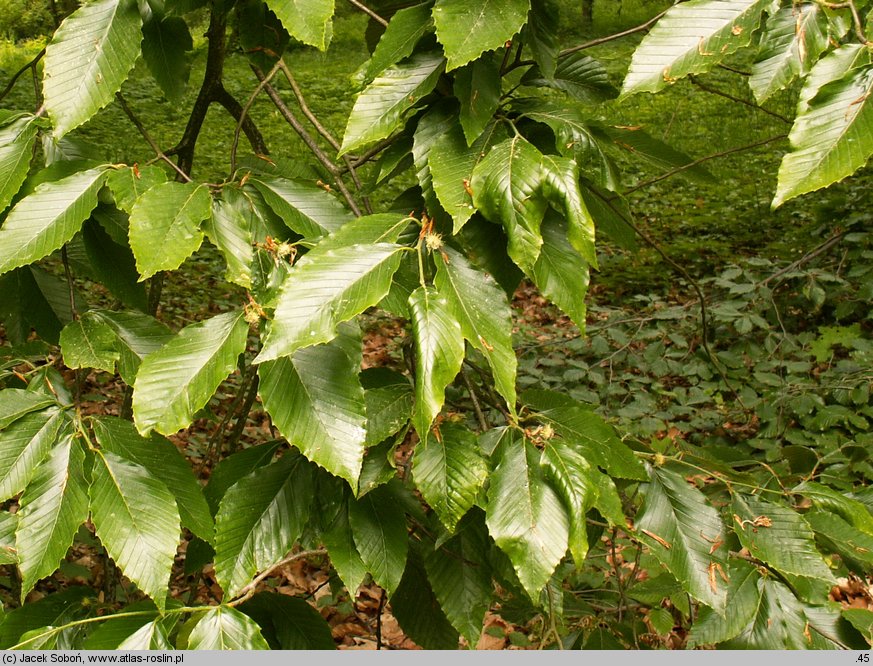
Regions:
[[228, 548, 327, 606], [688, 75, 791, 124], [231, 60, 282, 175], [345, 0, 387, 26], [560, 9, 668, 56], [116, 93, 192, 182], [0, 48, 45, 104]]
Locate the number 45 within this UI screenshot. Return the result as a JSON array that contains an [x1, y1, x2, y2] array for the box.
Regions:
[[858, 654, 870, 662]]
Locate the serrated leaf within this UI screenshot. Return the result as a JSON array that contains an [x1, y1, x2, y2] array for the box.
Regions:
[[0, 390, 55, 431], [409, 286, 464, 438], [187, 606, 269, 650], [540, 437, 597, 563], [636, 465, 728, 611], [455, 55, 501, 145], [321, 495, 368, 594], [521, 0, 559, 80], [360, 3, 434, 83], [133, 310, 248, 436], [0, 408, 68, 502], [43, 0, 143, 137], [720, 576, 810, 648], [486, 437, 568, 597], [621, 0, 777, 96], [259, 323, 366, 491], [774, 64, 873, 207], [239, 593, 335, 650], [391, 549, 459, 649], [348, 483, 408, 595], [471, 135, 546, 272], [797, 44, 871, 115], [128, 181, 211, 279], [142, 15, 193, 101], [105, 165, 168, 215], [843, 608, 873, 646], [0, 587, 93, 649], [412, 102, 457, 217], [203, 441, 281, 515], [0, 115, 38, 214], [522, 53, 617, 102], [16, 436, 89, 598], [434, 246, 516, 411], [749, 3, 827, 103], [237, 0, 291, 71], [251, 177, 353, 239], [731, 493, 834, 582], [363, 370, 414, 446], [256, 243, 401, 362], [117, 620, 171, 650], [805, 510, 873, 571], [265, 0, 334, 50], [430, 122, 504, 233], [59, 318, 119, 373], [213, 453, 314, 598], [540, 153, 596, 265], [688, 560, 761, 646], [795, 481, 873, 536], [456, 214, 523, 297], [81, 602, 164, 649], [531, 214, 589, 330], [88, 309, 173, 384], [432, 0, 530, 71], [92, 416, 213, 543], [340, 51, 446, 156], [207, 192, 254, 288], [81, 219, 148, 312], [413, 423, 487, 531], [424, 510, 492, 646], [0, 168, 107, 277], [90, 449, 180, 610]]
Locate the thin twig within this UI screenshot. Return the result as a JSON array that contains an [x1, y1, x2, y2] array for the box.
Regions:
[[346, 0, 387, 26], [116, 93, 192, 182], [821, 0, 872, 44], [461, 366, 489, 431], [688, 75, 791, 124], [0, 48, 45, 104], [229, 548, 327, 606], [231, 60, 282, 175], [620, 134, 787, 196], [756, 232, 846, 287], [375, 588, 386, 650], [560, 9, 668, 56]]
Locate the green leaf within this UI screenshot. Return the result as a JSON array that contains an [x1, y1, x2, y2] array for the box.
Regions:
[[434, 246, 517, 411], [105, 165, 168, 215], [795, 481, 873, 536], [59, 318, 119, 373], [81, 219, 148, 312], [128, 181, 211, 279], [688, 560, 761, 646], [797, 43, 871, 115], [635, 465, 728, 611], [430, 122, 504, 233], [409, 286, 464, 438], [321, 494, 368, 594], [522, 53, 617, 102], [187, 606, 270, 650], [92, 416, 213, 543], [203, 441, 281, 515], [486, 437, 568, 598], [843, 608, 873, 646], [43, 0, 143, 137], [0, 115, 38, 214], [256, 243, 401, 362], [82, 602, 164, 649], [16, 436, 89, 598], [598, 124, 714, 183], [142, 15, 193, 101], [471, 136, 546, 272], [391, 549, 459, 649], [540, 437, 597, 564], [133, 310, 248, 436], [412, 423, 487, 532], [749, 3, 828, 103], [621, 0, 777, 96], [0, 587, 93, 649], [412, 102, 459, 218], [432, 0, 530, 71], [88, 309, 173, 384], [265, 0, 334, 50], [731, 493, 834, 582], [773, 64, 873, 207], [720, 576, 810, 649], [424, 510, 492, 646], [348, 483, 408, 595], [531, 214, 589, 330], [805, 510, 873, 571], [251, 177, 353, 239], [237, 0, 291, 71], [258, 323, 367, 491], [0, 168, 106, 277], [540, 153, 596, 265], [213, 453, 314, 598], [207, 192, 255, 288], [455, 56, 501, 145], [118, 620, 171, 650], [340, 51, 446, 156], [90, 449, 180, 610], [360, 3, 434, 83], [239, 593, 335, 650], [0, 390, 55, 431], [520, 0, 559, 79], [363, 369, 414, 446], [0, 408, 68, 502]]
